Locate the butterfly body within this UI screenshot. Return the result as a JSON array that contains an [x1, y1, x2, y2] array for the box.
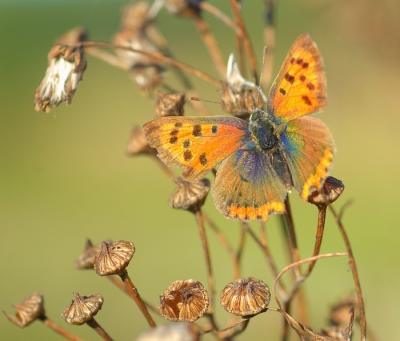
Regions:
[[143, 34, 335, 221]]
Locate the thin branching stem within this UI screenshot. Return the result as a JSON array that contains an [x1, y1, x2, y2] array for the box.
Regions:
[[329, 205, 367, 341], [86, 319, 113, 341], [262, 0, 276, 88], [195, 209, 215, 313], [38, 316, 85, 341]]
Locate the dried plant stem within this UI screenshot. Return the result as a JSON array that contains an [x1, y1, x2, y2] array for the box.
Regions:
[[212, 317, 250, 335], [119, 269, 156, 328], [230, 0, 258, 83], [106, 276, 160, 316], [199, 2, 242, 36], [85, 47, 126, 69], [304, 206, 327, 277], [80, 41, 221, 87], [283, 197, 301, 276], [203, 212, 241, 279], [195, 209, 215, 313], [192, 15, 227, 78], [329, 205, 367, 341], [86, 319, 113, 341], [262, 0, 276, 88], [38, 316, 85, 341]]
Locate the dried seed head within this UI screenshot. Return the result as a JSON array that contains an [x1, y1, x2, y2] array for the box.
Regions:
[[121, 1, 151, 31], [154, 91, 185, 118], [220, 277, 271, 316], [94, 240, 135, 276], [3, 292, 45, 328], [137, 323, 200, 341], [221, 54, 265, 119], [113, 26, 163, 95], [74, 239, 111, 270], [158, 279, 209, 322], [307, 176, 345, 207], [164, 0, 203, 17], [320, 326, 348, 341], [62, 292, 103, 325], [56, 27, 88, 45], [126, 125, 157, 156], [34, 44, 87, 113], [169, 177, 210, 213], [330, 293, 358, 326]]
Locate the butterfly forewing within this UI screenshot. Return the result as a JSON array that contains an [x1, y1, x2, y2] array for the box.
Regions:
[[267, 33, 327, 123], [213, 146, 287, 221], [281, 116, 335, 200], [143, 116, 250, 181]]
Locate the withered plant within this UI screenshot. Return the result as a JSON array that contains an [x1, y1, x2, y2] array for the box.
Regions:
[[4, 1, 375, 341]]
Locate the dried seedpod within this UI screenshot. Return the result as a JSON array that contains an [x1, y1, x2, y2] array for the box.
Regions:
[[34, 44, 87, 113], [159, 279, 209, 322], [74, 239, 112, 270], [320, 326, 348, 341], [94, 240, 135, 276], [154, 91, 185, 118], [56, 26, 88, 45], [62, 292, 103, 325], [121, 1, 151, 31], [330, 293, 358, 326], [220, 277, 270, 316], [307, 176, 345, 207], [169, 177, 210, 213], [137, 323, 200, 341], [164, 0, 203, 17], [221, 54, 265, 119], [126, 125, 157, 156], [3, 292, 45, 327]]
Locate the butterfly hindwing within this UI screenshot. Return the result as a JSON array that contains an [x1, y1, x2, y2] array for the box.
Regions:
[[281, 116, 335, 200], [143, 116, 250, 181], [213, 145, 288, 221], [267, 34, 327, 123]]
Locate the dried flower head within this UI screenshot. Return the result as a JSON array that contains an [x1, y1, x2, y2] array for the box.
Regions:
[[34, 44, 87, 113], [221, 54, 265, 119], [169, 177, 210, 213], [307, 176, 345, 207], [220, 277, 270, 316], [164, 0, 203, 17], [74, 239, 111, 270], [3, 292, 45, 327], [330, 293, 358, 326], [121, 1, 151, 31], [158, 279, 209, 322], [137, 323, 200, 341], [126, 125, 157, 156], [320, 326, 348, 341], [154, 91, 185, 118], [56, 27, 88, 45], [62, 292, 103, 325], [94, 240, 135, 276]]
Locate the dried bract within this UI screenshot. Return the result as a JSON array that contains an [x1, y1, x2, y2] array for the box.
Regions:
[[308, 176, 345, 207], [220, 277, 270, 316], [136, 323, 200, 341], [320, 326, 349, 341], [154, 91, 185, 118], [126, 125, 156, 156], [62, 292, 103, 325], [94, 240, 135, 276], [169, 177, 210, 213], [164, 0, 203, 17], [221, 54, 265, 119], [74, 239, 110, 270], [3, 292, 45, 327], [122, 1, 151, 31], [158, 279, 209, 322], [34, 44, 86, 113]]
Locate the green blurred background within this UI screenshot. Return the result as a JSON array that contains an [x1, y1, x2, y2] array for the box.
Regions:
[[1, 0, 399, 340]]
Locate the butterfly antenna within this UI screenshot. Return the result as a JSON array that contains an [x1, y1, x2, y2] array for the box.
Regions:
[[190, 97, 221, 106], [256, 46, 268, 106]]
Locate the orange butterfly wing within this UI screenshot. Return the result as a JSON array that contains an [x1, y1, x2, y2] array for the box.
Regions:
[[143, 116, 249, 181], [267, 33, 327, 122]]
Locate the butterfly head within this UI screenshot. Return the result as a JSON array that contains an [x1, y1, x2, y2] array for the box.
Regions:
[[249, 109, 280, 151]]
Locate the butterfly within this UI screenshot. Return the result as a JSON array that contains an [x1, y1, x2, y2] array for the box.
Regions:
[[143, 34, 335, 221]]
